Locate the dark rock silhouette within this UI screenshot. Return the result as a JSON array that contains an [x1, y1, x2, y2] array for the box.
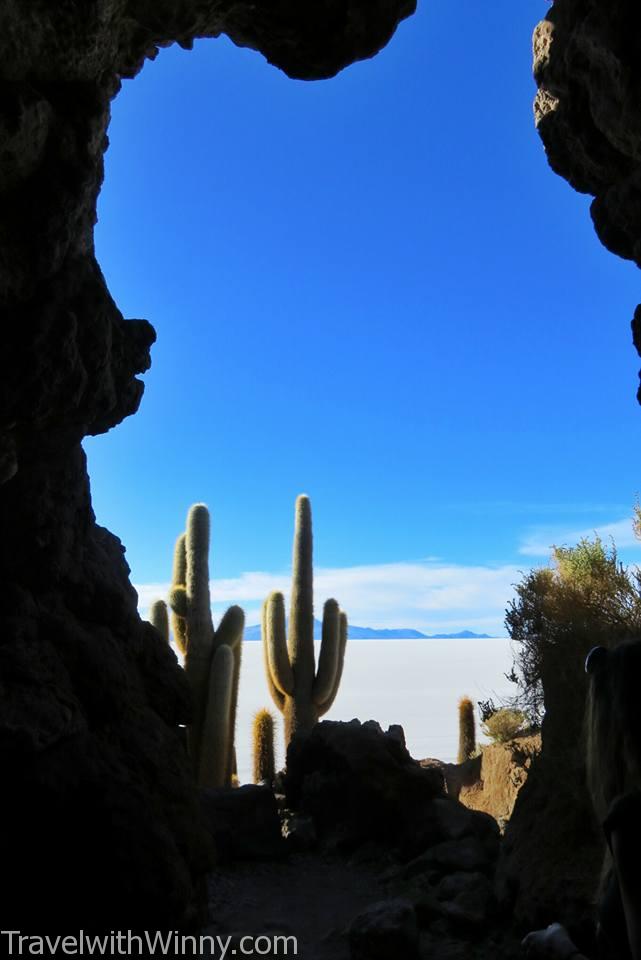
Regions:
[[494, 7, 641, 936], [286, 719, 448, 856], [200, 785, 285, 862], [0, 0, 414, 933], [533, 2, 641, 400]]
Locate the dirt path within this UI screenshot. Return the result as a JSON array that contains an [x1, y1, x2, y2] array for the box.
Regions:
[[202, 853, 387, 960]]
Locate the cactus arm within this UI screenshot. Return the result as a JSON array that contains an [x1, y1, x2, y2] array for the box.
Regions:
[[198, 644, 234, 789], [317, 610, 348, 717], [182, 505, 215, 768], [149, 599, 169, 644], [264, 592, 294, 696], [215, 605, 245, 650], [289, 495, 315, 682], [313, 598, 340, 705], [173, 531, 187, 584], [208, 604, 244, 784], [169, 584, 187, 618], [225, 628, 243, 784], [171, 532, 187, 655], [262, 599, 286, 711], [185, 503, 214, 653]]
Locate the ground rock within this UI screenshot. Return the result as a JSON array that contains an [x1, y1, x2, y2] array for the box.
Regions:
[[434, 871, 496, 930], [404, 836, 492, 879], [282, 812, 318, 851], [285, 719, 445, 855], [201, 785, 285, 862], [421, 756, 482, 801], [418, 931, 473, 960], [432, 796, 500, 855], [349, 898, 419, 960]]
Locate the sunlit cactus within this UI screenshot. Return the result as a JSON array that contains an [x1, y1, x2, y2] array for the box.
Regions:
[[168, 503, 244, 788], [170, 532, 187, 655], [262, 495, 348, 747], [149, 599, 169, 644], [457, 695, 476, 763], [252, 708, 276, 785]]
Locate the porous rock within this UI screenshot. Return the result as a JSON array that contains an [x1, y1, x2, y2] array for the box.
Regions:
[[0, 0, 415, 932], [532, 3, 641, 399]]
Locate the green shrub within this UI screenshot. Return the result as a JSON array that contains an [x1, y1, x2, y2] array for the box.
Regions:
[[505, 534, 641, 725]]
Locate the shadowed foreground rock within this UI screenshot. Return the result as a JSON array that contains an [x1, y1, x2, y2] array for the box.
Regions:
[[201, 785, 285, 862], [208, 722, 510, 960], [285, 719, 445, 856], [0, 0, 415, 933]]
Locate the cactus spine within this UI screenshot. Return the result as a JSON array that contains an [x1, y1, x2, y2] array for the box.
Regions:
[[262, 495, 348, 747], [149, 599, 169, 644], [169, 504, 244, 788], [457, 696, 476, 763], [252, 708, 276, 785]]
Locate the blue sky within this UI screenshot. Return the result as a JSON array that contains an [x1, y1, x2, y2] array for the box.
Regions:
[[86, 0, 641, 635]]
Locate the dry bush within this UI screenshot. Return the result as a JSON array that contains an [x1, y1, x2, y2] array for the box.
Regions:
[[482, 707, 528, 744], [505, 535, 641, 726]]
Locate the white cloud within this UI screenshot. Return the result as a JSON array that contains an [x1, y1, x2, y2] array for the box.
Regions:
[[134, 513, 641, 638], [519, 517, 641, 558], [134, 560, 521, 636]]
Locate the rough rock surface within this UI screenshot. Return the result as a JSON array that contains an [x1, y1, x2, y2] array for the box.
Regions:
[[285, 720, 445, 856], [496, 668, 602, 941], [420, 755, 482, 801], [496, 747, 603, 945], [0, 0, 414, 932], [532, 3, 641, 397], [459, 736, 541, 828]]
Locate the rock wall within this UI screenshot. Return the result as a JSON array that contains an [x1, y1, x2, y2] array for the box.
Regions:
[[533, 1, 641, 398], [0, 0, 414, 932], [497, 628, 608, 941], [459, 736, 540, 829], [496, 5, 641, 940]]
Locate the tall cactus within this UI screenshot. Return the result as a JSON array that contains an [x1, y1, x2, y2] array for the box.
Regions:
[[169, 504, 244, 788], [457, 695, 476, 763], [262, 495, 348, 746]]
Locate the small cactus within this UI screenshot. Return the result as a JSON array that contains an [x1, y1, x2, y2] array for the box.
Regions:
[[169, 504, 244, 788], [457, 696, 476, 763], [262, 495, 348, 747], [252, 708, 276, 785], [149, 599, 169, 644]]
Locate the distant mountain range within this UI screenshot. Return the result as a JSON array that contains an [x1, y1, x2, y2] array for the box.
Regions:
[[243, 620, 491, 641]]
